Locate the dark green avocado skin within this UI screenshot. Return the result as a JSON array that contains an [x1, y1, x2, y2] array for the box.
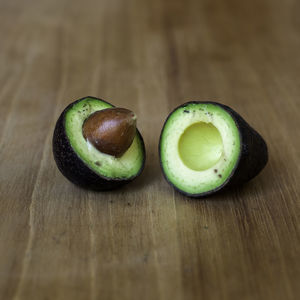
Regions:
[[159, 101, 268, 198], [53, 96, 146, 191]]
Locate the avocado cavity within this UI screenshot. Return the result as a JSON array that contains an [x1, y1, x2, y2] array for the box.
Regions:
[[178, 122, 223, 171]]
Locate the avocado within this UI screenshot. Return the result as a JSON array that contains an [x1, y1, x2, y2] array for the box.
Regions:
[[53, 96, 145, 190], [159, 101, 268, 197]]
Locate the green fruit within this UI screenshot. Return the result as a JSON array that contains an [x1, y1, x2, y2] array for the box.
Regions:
[[53, 96, 145, 190], [159, 101, 268, 197]]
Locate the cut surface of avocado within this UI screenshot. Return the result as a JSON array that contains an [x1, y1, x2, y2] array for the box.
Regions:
[[160, 102, 241, 195], [65, 97, 144, 180]]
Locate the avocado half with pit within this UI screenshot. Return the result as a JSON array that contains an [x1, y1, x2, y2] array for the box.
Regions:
[[159, 101, 268, 197], [53, 96, 145, 190]]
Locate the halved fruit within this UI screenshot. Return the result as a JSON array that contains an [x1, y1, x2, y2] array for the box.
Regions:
[[159, 101, 268, 197], [53, 96, 145, 190]]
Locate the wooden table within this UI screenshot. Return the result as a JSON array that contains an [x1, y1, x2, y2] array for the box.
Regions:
[[0, 0, 299, 299]]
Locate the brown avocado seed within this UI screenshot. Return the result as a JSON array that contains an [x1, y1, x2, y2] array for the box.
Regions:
[[82, 108, 137, 157]]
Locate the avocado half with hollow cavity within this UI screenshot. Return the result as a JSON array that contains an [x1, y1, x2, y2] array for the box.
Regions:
[[53, 96, 145, 190], [159, 101, 268, 197]]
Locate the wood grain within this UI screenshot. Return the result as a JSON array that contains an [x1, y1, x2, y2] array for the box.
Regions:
[[0, 0, 299, 299]]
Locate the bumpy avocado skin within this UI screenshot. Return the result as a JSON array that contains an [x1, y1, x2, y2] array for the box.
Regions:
[[53, 96, 146, 191], [222, 103, 268, 187], [159, 101, 268, 198]]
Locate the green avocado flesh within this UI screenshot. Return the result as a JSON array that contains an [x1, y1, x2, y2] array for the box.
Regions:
[[160, 103, 241, 195], [65, 97, 144, 179]]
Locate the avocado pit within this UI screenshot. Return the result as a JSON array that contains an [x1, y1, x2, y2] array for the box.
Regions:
[[82, 107, 137, 157]]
